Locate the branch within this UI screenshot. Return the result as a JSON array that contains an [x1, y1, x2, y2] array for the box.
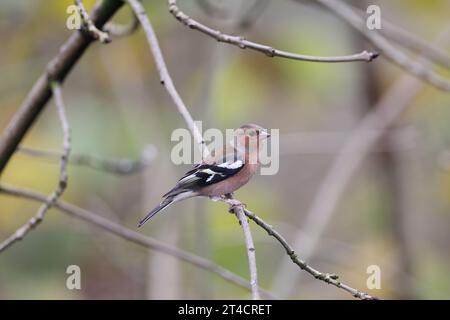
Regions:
[[125, 0, 206, 155], [16, 145, 156, 175], [310, 0, 450, 91], [272, 25, 450, 297], [240, 209, 261, 300], [0, 0, 124, 176], [0, 184, 275, 299], [168, 0, 378, 63], [244, 207, 376, 299], [0, 82, 71, 253], [75, 0, 111, 43], [224, 196, 260, 300], [218, 198, 376, 300]]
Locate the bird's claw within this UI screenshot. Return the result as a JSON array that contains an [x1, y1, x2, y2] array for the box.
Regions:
[[227, 200, 246, 213]]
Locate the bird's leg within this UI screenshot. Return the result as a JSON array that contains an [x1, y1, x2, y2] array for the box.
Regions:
[[223, 193, 234, 200]]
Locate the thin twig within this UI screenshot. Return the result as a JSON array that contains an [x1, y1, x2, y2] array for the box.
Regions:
[[310, 0, 450, 91], [0, 82, 71, 253], [125, 0, 207, 156], [75, 0, 111, 43], [16, 145, 156, 175], [0, 184, 276, 299], [168, 0, 378, 63], [227, 198, 261, 300], [243, 207, 377, 300]]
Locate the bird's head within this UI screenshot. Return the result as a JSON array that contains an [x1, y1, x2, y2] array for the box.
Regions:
[[236, 123, 271, 140], [232, 124, 270, 162]]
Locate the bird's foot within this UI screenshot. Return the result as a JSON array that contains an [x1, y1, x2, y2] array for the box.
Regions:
[[225, 199, 246, 213], [223, 193, 234, 200]]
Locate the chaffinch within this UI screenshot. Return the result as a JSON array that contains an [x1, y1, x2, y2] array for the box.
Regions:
[[138, 123, 271, 227]]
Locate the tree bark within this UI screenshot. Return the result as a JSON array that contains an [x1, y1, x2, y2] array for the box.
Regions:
[[0, 0, 124, 176]]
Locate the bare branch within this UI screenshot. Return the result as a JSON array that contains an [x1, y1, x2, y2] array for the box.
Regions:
[[0, 0, 124, 176], [217, 198, 376, 300], [311, 0, 450, 91], [169, 0, 378, 63], [222, 196, 261, 300], [0, 184, 276, 299], [16, 145, 156, 175], [125, 0, 207, 156], [0, 82, 71, 253], [239, 207, 261, 300], [75, 0, 111, 43], [244, 207, 377, 299], [238, 209, 260, 300]]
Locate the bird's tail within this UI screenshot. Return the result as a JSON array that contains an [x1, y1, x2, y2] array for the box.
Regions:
[[138, 190, 195, 227], [138, 199, 173, 227]]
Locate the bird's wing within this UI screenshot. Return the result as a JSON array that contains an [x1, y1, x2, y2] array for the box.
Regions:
[[163, 154, 245, 197]]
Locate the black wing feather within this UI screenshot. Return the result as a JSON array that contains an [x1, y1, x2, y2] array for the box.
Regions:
[[163, 156, 244, 197]]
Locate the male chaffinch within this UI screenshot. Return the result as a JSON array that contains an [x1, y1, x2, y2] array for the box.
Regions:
[[138, 123, 271, 227]]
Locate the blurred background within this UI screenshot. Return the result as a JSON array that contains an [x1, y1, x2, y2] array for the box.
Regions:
[[1, 0, 450, 299]]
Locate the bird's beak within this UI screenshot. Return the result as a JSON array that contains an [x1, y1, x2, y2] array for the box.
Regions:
[[260, 130, 271, 139]]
